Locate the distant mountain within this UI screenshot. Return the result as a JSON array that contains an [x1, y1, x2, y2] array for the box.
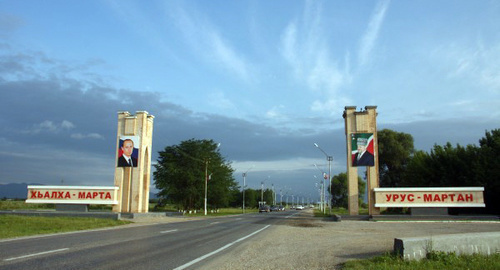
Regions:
[[0, 183, 40, 199]]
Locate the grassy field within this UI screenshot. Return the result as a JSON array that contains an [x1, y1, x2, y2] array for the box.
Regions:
[[0, 200, 256, 240], [0, 215, 131, 239], [0, 199, 113, 211], [343, 251, 500, 270]]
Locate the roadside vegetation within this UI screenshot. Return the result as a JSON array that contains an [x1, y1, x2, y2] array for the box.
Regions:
[[0, 215, 131, 239], [150, 201, 258, 215], [0, 199, 112, 211], [314, 207, 369, 217], [342, 251, 500, 270]]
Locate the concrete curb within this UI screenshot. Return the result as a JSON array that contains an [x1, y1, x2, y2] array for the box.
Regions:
[[394, 231, 500, 260]]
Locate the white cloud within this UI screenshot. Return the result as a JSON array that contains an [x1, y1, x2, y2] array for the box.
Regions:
[[61, 120, 75, 129], [30, 120, 75, 134], [444, 42, 500, 92], [169, 4, 251, 81], [357, 0, 390, 68], [71, 133, 104, 140], [266, 105, 286, 120], [280, 2, 351, 115], [233, 157, 327, 173], [207, 91, 236, 111]]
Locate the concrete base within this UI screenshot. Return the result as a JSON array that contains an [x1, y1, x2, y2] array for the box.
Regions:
[[411, 207, 448, 216], [394, 232, 500, 260], [55, 204, 89, 212]]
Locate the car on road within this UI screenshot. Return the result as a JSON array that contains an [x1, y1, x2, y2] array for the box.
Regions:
[[296, 205, 305, 210], [278, 205, 285, 211], [259, 205, 270, 213], [270, 205, 279, 212]]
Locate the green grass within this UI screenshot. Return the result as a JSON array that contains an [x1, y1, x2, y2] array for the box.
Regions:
[[150, 202, 259, 216], [176, 208, 258, 216], [0, 199, 54, 210], [314, 207, 369, 217], [342, 252, 500, 270], [0, 199, 112, 211], [0, 215, 131, 239]]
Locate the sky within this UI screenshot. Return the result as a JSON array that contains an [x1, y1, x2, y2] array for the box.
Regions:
[[1, 0, 499, 202]]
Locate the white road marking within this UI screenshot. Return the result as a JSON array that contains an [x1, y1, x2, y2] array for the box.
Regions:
[[173, 225, 271, 270], [160, 229, 179, 234], [285, 212, 300, 219], [4, 248, 69, 262], [210, 222, 220, 225]]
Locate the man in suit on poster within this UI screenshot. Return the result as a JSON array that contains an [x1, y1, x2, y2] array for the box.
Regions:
[[352, 137, 374, 167], [117, 139, 138, 167]]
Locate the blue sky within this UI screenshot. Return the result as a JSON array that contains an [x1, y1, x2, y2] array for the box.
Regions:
[[1, 0, 499, 201]]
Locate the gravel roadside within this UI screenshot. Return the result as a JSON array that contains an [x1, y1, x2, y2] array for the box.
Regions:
[[197, 209, 500, 270]]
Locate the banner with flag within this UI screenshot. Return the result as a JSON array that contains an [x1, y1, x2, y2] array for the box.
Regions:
[[351, 133, 375, 167]]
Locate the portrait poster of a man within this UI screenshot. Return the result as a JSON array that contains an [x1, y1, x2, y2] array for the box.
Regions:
[[117, 137, 139, 167], [351, 133, 375, 167]]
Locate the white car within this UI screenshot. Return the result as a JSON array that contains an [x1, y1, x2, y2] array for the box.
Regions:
[[296, 205, 304, 210]]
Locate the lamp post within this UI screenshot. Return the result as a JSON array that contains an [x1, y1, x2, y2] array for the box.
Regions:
[[314, 143, 333, 214], [260, 176, 269, 206], [314, 167, 326, 214], [204, 142, 221, 216], [204, 159, 208, 216], [242, 166, 253, 214], [272, 183, 275, 205], [261, 181, 264, 205]]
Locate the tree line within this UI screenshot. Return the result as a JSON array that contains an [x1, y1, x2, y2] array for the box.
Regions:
[[153, 129, 499, 214], [376, 128, 499, 214]]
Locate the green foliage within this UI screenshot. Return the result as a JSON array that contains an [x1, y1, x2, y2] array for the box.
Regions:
[[329, 173, 365, 208], [0, 199, 54, 210], [0, 215, 130, 239], [153, 139, 237, 210], [244, 188, 259, 208], [478, 129, 500, 214], [401, 129, 500, 214], [378, 129, 415, 187], [343, 252, 500, 270]]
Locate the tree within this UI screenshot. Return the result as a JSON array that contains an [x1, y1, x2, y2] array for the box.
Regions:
[[378, 129, 415, 187], [329, 173, 365, 208], [404, 143, 481, 187], [402, 129, 499, 214], [153, 139, 237, 210], [478, 129, 500, 214]]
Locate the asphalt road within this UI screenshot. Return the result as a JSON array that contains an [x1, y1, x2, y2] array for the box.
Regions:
[[0, 210, 298, 270]]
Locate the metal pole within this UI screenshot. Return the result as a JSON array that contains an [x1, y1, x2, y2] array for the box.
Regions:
[[328, 156, 332, 214], [242, 173, 246, 213], [272, 184, 275, 205], [261, 181, 264, 205], [204, 160, 208, 216]]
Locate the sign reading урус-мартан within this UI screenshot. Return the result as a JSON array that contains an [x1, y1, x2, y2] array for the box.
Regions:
[[26, 185, 119, 205], [374, 187, 485, 208]]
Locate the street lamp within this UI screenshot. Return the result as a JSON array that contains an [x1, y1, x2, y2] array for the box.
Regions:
[[314, 143, 333, 214], [204, 142, 221, 216], [314, 167, 326, 214], [260, 176, 269, 205], [242, 166, 253, 214]]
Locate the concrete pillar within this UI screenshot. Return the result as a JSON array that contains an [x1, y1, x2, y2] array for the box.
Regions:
[[112, 111, 154, 213], [343, 106, 380, 215]]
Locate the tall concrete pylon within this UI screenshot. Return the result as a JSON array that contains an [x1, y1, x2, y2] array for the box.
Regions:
[[112, 111, 154, 213], [343, 106, 380, 215]]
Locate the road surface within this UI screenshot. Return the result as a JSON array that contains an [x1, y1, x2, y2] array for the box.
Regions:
[[0, 210, 298, 269]]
